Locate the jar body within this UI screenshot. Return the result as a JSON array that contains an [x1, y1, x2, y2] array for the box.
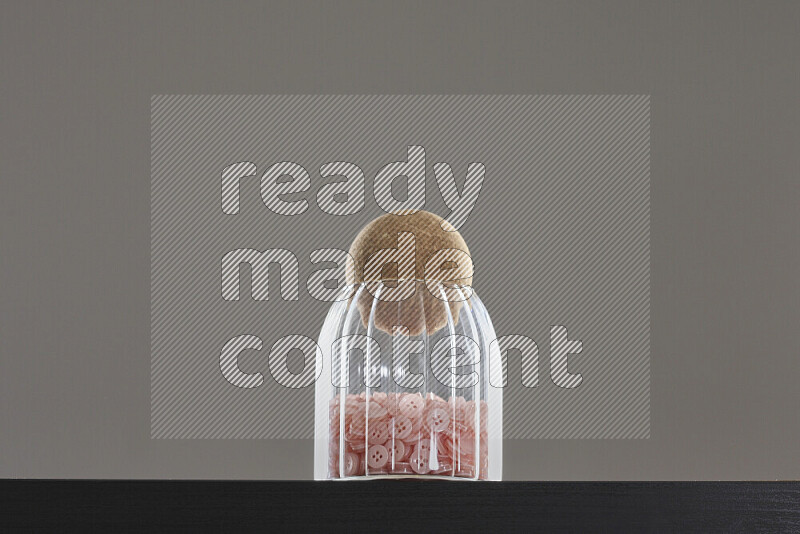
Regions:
[[314, 281, 502, 480]]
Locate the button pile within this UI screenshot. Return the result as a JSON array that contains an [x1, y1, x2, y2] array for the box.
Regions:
[[328, 392, 489, 479]]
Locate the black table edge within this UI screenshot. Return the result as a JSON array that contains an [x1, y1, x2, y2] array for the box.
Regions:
[[2, 480, 799, 532]]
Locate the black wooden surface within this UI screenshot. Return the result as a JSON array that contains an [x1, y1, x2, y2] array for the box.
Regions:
[[2, 481, 799, 532]]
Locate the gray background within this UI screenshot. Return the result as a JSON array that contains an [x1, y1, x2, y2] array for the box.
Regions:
[[150, 95, 650, 440], [1, 0, 798, 479]]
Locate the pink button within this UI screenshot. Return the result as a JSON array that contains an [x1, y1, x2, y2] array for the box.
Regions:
[[358, 454, 367, 476], [385, 438, 407, 462], [425, 406, 451, 433], [384, 393, 400, 417], [463, 400, 488, 434], [329, 457, 339, 478], [348, 439, 366, 452], [343, 452, 360, 477], [367, 421, 389, 444], [391, 415, 413, 441], [452, 430, 477, 457], [367, 444, 389, 469], [390, 461, 414, 475], [431, 462, 454, 475], [371, 392, 388, 407], [410, 437, 432, 457], [425, 392, 446, 403], [344, 424, 365, 444], [398, 393, 424, 420], [348, 411, 366, 434], [367, 400, 388, 421], [344, 398, 367, 415], [345, 395, 362, 413], [455, 462, 476, 478], [449, 395, 467, 411], [425, 397, 448, 412], [436, 435, 451, 460], [409, 447, 431, 474]]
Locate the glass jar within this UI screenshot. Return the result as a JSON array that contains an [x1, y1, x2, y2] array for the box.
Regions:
[[314, 280, 502, 480]]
